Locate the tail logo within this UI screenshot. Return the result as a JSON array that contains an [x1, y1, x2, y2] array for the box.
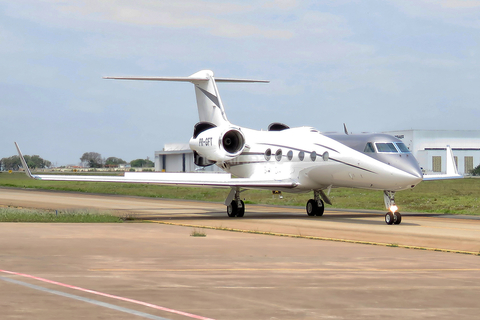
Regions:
[[196, 86, 220, 108]]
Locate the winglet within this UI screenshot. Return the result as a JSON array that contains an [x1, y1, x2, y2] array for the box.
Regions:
[[422, 145, 463, 181], [445, 145, 459, 176], [343, 123, 349, 135], [14, 142, 38, 180]]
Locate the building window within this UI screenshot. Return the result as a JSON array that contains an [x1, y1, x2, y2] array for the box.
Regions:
[[465, 156, 474, 174], [432, 156, 442, 172]]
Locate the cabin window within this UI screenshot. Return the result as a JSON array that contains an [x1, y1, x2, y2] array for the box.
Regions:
[[275, 149, 282, 162], [310, 151, 317, 161], [364, 142, 375, 153], [265, 149, 271, 161], [375, 143, 398, 153], [287, 150, 293, 161], [395, 142, 410, 153], [322, 151, 329, 161], [298, 151, 305, 161]]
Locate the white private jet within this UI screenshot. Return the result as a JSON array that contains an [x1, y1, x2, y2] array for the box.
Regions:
[[15, 70, 462, 224]]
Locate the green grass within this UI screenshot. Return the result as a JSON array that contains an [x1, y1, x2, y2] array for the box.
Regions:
[[0, 207, 124, 223], [1, 172, 479, 215], [190, 228, 207, 237]]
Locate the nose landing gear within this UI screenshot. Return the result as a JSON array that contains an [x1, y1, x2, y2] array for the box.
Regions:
[[384, 191, 402, 225]]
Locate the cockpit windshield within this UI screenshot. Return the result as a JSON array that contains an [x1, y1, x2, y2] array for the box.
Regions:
[[363, 141, 411, 153], [376, 143, 398, 153], [395, 142, 410, 153], [364, 142, 375, 153]]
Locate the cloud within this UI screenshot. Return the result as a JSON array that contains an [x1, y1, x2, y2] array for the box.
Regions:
[[3, 0, 294, 39], [388, 0, 480, 28]]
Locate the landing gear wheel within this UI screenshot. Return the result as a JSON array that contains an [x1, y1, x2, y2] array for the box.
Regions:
[[385, 212, 394, 225], [227, 201, 237, 217], [306, 199, 317, 216], [237, 200, 245, 218], [393, 212, 402, 225], [316, 199, 325, 216]]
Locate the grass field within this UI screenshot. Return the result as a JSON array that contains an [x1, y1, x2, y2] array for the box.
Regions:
[[0, 207, 124, 223], [0, 172, 479, 215]]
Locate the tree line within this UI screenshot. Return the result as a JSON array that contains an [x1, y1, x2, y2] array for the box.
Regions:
[[0, 152, 154, 171], [80, 152, 154, 168], [0, 155, 52, 171]]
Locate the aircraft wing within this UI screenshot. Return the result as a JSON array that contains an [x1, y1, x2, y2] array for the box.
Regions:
[[30, 172, 298, 189], [422, 145, 463, 181], [14, 143, 298, 190]]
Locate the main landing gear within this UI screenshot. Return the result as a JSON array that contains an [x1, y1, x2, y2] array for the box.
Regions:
[[306, 190, 325, 216], [384, 190, 402, 225], [227, 199, 245, 217], [226, 188, 245, 218]]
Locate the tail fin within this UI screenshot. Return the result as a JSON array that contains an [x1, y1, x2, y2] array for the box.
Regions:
[[104, 70, 268, 127]]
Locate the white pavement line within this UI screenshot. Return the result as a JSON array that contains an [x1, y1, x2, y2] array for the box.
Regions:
[[0, 269, 215, 320], [0, 276, 170, 320]]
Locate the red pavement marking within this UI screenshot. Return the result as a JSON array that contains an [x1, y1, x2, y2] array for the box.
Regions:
[[0, 269, 215, 320]]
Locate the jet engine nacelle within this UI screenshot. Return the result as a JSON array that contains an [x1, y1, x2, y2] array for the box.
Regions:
[[189, 127, 246, 162]]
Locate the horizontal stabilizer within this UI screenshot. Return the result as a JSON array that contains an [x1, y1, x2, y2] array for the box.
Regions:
[[103, 76, 269, 83]]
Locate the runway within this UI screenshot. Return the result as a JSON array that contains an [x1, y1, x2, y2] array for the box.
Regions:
[[1, 187, 479, 253]]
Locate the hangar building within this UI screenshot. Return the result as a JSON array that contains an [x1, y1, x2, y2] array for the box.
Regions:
[[154, 143, 222, 173], [155, 130, 480, 175], [383, 130, 480, 175]]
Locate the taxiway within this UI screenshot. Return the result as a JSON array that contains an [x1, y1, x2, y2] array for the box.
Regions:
[[1, 188, 480, 319]]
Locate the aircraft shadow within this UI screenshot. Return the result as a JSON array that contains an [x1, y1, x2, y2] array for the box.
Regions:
[[133, 210, 422, 226]]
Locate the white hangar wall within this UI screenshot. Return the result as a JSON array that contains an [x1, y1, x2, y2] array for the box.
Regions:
[[154, 143, 223, 173], [383, 130, 480, 175]]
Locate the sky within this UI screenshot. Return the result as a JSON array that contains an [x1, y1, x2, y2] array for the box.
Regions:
[[1, 0, 479, 166]]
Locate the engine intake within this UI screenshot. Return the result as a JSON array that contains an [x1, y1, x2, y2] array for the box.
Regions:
[[222, 130, 244, 154], [189, 127, 246, 162]]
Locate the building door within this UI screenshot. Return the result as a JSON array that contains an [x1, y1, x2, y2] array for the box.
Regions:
[[465, 156, 474, 174], [432, 156, 442, 172]]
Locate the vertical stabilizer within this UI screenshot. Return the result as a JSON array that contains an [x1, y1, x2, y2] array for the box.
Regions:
[[190, 70, 229, 126]]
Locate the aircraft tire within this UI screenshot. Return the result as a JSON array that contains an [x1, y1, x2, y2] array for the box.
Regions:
[[385, 212, 395, 225], [393, 212, 402, 225], [316, 200, 325, 216], [227, 201, 237, 217], [306, 199, 317, 216], [237, 200, 245, 218]]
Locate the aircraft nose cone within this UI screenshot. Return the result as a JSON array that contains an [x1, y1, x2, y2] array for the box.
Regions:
[[378, 153, 423, 185], [401, 156, 423, 185]]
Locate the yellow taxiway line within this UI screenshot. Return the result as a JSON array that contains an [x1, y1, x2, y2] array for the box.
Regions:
[[90, 268, 480, 273], [146, 220, 480, 256]]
